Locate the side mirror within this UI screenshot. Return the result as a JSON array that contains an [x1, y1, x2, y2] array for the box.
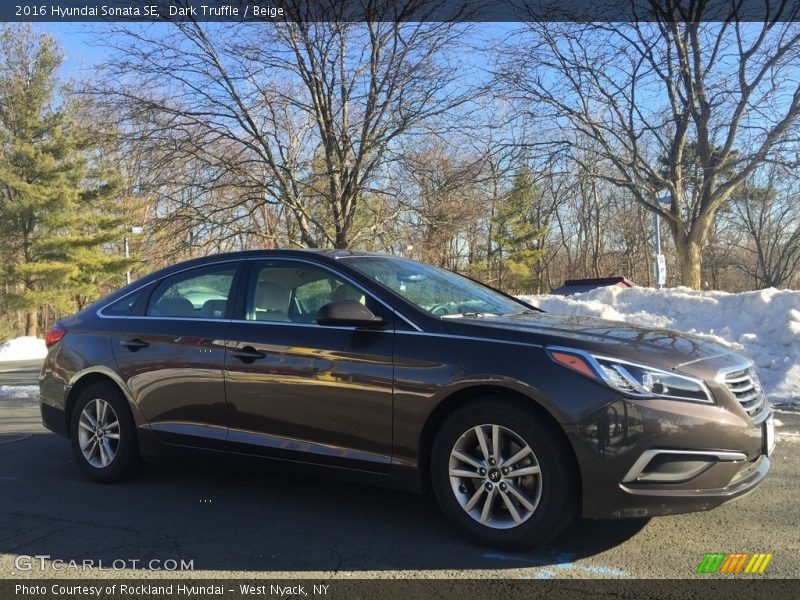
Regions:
[[316, 301, 386, 328]]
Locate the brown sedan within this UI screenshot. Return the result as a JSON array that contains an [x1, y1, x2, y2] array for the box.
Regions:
[[39, 250, 774, 549]]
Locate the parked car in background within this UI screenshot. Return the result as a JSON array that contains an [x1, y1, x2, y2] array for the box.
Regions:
[[40, 250, 774, 549]]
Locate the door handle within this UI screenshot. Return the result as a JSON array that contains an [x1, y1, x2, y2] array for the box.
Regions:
[[232, 346, 266, 362], [120, 338, 149, 351]]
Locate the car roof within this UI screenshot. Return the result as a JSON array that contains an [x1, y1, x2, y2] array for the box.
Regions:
[[81, 248, 405, 317], [183, 248, 384, 262], [129, 248, 399, 289], [142, 248, 389, 273]]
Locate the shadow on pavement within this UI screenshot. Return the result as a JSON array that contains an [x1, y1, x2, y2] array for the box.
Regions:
[[0, 433, 647, 573]]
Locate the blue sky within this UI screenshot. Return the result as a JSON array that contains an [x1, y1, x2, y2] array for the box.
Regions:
[[37, 22, 515, 81], [38, 23, 101, 77]]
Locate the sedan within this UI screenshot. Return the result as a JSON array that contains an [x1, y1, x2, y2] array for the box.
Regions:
[[39, 250, 774, 549]]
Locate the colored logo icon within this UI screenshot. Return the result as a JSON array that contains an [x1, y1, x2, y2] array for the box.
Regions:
[[696, 552, 773, 574]]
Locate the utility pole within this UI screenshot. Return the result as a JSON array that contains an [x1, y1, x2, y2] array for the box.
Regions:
[[124, 226, 144, 285]]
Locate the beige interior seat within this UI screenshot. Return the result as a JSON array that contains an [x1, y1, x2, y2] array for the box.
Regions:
[[155, 297, 195, 317], [201, 299, 227, 318], [331, 284, 366, 305], [254, 281, 291, 321]]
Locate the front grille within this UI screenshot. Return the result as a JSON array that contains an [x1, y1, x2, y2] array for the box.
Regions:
[[723, 367, 767, 417]]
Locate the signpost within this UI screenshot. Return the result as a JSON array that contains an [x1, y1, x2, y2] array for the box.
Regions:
[[124, 226, 144, 285], [653, 194, 671, 288], [654, 253, 666, 287]]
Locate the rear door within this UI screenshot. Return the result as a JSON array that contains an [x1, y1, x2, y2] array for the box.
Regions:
[[223, 258, 395, 471], [108, 260, 242, 445]]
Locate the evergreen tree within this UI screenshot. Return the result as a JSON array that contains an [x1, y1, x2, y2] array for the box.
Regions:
[[0, 25, 127, 336], [492, 166, 547, 293]]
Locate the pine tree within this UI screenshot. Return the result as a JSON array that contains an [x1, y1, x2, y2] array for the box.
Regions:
[[492, 166, 547, 293], [0, 25, 128, 336]]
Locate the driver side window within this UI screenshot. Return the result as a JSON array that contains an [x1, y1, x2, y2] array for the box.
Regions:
[[246, 263, 372, 324]]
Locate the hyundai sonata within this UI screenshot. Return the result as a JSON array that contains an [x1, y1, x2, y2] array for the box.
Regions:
[[39, 250, 774, 549]]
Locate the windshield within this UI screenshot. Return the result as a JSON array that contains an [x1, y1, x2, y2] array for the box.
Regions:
[[341, 256, 535, 318]]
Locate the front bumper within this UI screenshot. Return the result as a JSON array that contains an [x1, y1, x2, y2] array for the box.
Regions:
[[570, 395, 772, 519]]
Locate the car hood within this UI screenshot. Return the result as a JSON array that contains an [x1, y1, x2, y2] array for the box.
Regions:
[[443, 311, 739, 373]]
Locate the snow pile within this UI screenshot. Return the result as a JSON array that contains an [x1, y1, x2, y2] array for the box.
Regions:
[[520, 287, 800, 404], [0, 385, 39, 401], [0, 336, 47, 362]]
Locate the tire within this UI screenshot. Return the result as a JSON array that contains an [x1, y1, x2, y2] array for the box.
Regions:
[[69, 383, 140, 483], [430, 398, 579, 550]]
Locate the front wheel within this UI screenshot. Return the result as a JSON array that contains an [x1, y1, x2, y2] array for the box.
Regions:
[[431, 399, 578, 550], [69, 383, 140, 483]]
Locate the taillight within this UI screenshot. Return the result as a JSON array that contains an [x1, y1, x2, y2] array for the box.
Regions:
[[45, 326, 66, 348]]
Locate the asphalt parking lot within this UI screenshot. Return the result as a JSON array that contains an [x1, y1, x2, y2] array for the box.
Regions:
[[1, 369, 798, 579]]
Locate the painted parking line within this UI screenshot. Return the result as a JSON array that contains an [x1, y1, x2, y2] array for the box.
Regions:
[[483, 551, 627, 578]]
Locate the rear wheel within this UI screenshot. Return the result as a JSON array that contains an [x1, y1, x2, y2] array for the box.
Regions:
[[431, 399, 578, 550], [69, 383, 140, 483]]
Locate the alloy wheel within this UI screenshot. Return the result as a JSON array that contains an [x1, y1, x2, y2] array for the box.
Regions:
[[77, 398, 121, 468], [448, 423, 543, 529]]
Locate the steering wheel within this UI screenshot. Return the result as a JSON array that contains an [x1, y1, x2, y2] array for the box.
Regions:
[[429, 304, 451, 316]]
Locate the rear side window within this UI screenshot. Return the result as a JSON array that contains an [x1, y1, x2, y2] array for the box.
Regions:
[[147, 264, 237, 319], [103, 287, 148, 316]]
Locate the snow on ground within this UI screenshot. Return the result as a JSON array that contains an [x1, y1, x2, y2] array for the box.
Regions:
[[520, 286, 800, 405], [779, 430, 800, 443], [0, 385, 39, 401], [0, 336, 47, 362]]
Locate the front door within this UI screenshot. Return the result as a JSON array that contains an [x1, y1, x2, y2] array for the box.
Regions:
[[223, 259, 394, 471]]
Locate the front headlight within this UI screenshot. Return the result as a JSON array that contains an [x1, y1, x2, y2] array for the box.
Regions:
[[547, 346, 714, 404]]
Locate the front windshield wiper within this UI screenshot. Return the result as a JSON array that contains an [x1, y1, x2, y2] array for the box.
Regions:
[[441, 311, 502, 319], [504, 309, 540, 317]]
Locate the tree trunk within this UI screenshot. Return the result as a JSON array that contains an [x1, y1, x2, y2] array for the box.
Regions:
[[675, 238, 702, 289], [25, 310, 37, 337], [333, 229, 349, 249]]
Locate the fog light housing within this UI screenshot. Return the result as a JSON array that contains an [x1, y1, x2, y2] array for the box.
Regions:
[[622, 449, 746, 483]]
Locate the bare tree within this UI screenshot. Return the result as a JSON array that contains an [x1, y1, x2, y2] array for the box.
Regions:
[[729, 165, 800, 288], [497, 5, 800, 288], [397, 142, 485, 269], [604, 191, 655, 286], [88, 2, 475, 250]]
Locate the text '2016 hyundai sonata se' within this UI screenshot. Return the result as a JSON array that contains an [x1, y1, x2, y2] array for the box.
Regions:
[[39, 250, 774, 549]]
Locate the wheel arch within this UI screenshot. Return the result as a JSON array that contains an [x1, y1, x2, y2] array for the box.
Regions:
[[64, 368, 143, 438], [417, 384, 582, 503]]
